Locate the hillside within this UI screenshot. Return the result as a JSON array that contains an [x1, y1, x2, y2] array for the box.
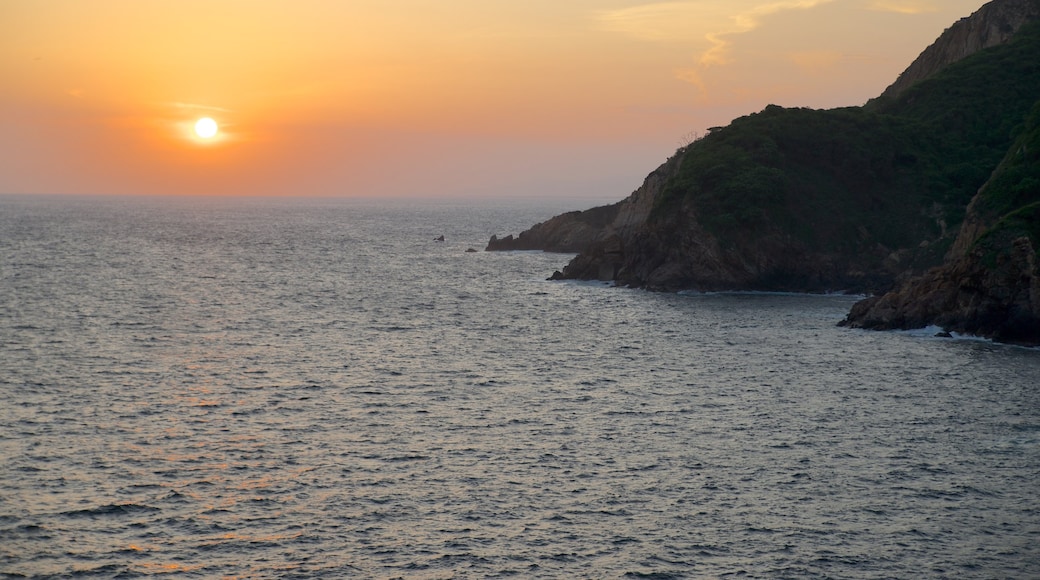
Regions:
[[879, 0, 1040, 99], [840, 101, 1040, 344], [487, 0, 1040, 343]]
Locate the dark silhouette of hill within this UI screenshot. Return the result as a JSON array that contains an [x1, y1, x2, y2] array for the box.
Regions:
[[488, 0, 1040, 344]]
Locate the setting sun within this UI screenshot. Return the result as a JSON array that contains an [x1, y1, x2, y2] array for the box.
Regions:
[[194, 118, 218, 139]]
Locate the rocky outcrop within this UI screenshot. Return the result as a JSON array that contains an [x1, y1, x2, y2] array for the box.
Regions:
[[841, 235, 1040, 344], [485, 204, 619, 252], [553, 199, 898, 292], [486, 153, 683, 255], [879, 0, 1040, 100]]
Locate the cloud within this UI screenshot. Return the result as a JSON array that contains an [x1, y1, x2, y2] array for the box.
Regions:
[[674, 67, 708, 94], [598, 1, 835, 66], [166, 102, 232, 113], [597, 2, 732, 42], [635, 0, 838, 97], [700, 0, 836, 66], [866, 1, 939, 14]]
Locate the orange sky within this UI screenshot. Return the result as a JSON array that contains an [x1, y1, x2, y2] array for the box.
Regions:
[[1, 0, 985, 199]]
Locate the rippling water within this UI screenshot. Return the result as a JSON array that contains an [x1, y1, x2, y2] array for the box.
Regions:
[[2, 195, 1039, 579]]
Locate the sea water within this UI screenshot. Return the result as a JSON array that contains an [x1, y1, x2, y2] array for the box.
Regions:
[[1, 195, 1038, 579]]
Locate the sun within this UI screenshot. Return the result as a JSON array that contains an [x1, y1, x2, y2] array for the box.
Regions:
[[194, 117, 218, 139]]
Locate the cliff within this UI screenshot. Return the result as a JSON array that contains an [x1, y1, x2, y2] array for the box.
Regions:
[[879, 0, 1040, 100], [486, 204, 619, 253], [487, 0, 1040, 343], [486, 153, 681, 257]]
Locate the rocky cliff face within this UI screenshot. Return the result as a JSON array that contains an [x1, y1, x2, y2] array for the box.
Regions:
[[880, 0, 1040, 100], [485, 204, 619, 253], [554, 191, 896, 292], [841, 236, 1040, 344], [486, 152, 682, 258]]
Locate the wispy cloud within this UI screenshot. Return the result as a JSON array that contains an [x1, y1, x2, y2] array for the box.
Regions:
[[607, 0, 838, 97], [598, 1, 835, 67], [598, 2, 732, 42], [700, 1, 836, 66], [866, 1, 939, 14], [165, 102, 233, 113]]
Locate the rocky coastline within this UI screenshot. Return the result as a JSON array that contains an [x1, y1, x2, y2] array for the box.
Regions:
[[487, 0, 1040, 346]]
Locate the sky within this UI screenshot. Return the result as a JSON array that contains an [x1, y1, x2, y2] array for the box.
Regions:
[[2, 0, 986, 199]]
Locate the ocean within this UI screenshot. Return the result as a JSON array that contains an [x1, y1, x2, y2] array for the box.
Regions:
[[1, 195, 1038, 579]]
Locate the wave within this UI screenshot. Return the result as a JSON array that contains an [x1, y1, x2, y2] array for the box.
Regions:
[[60, 503, 160, 519]]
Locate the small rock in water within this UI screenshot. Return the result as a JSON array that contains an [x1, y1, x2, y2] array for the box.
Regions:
[[935, 331, 953, 338]]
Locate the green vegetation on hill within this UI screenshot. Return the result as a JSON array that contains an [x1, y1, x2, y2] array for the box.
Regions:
[[971, 100, 1040, 265], [840, 98, 1040, 343], [654, 20, 1040, 274], [974, 100, 1040, 226]]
